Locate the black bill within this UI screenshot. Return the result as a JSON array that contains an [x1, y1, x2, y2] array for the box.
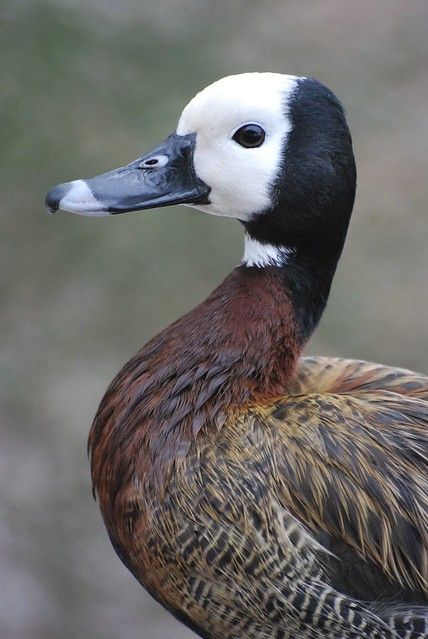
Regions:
[[45, 133, 210, 216]]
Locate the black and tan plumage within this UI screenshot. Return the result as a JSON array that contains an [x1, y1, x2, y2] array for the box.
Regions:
[[46, 73, 428, 638]]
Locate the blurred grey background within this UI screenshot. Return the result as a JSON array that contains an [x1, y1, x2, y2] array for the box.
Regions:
[[1, 1, 427, 637]]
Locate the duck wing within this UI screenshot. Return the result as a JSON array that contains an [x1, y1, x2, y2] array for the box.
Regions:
[[267, 356, 428, 598]]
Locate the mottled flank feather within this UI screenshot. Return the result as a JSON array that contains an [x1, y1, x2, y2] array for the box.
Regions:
[[90, 355, 428, 639]]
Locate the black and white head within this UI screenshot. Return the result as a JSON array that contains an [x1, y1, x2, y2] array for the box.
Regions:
[[46, 72, 356, 269]]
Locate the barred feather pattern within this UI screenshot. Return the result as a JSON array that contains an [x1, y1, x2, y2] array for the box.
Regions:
[[93, 356, 428, 639]]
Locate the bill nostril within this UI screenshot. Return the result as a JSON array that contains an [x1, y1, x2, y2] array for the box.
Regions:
[[139, 154, 169, 169], [45, 183, 72, 213]]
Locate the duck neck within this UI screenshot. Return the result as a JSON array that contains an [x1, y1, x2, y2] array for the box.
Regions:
[[241, 230, 344, 344], [90, 236, 343, 496]]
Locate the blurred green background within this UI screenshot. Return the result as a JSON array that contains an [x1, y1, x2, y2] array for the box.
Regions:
[[1, 1, 427, 637]]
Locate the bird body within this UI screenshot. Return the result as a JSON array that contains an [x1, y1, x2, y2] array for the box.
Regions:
[[46, 73, 428, 638]]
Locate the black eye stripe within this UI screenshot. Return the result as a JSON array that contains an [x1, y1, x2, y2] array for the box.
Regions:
[[232, 124, 266, 148]]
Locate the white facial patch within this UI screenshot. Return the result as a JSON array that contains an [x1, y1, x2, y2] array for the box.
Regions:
[[176, 72, 299, 221], [242, 232, 295, 268]]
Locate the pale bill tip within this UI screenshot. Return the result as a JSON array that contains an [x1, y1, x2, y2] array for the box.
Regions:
[[58, 179, 109, 217]]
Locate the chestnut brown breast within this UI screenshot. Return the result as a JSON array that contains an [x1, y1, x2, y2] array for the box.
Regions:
[[89, 266, 300, 594]]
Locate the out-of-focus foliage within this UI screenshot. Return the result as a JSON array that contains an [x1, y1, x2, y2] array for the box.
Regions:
[[1, 1, 427, 637]]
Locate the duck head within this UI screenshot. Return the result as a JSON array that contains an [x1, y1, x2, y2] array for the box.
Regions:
[[46, 72, 356, 267]]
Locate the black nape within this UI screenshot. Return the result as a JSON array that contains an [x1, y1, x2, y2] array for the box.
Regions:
[[243, 77, 356, 343]]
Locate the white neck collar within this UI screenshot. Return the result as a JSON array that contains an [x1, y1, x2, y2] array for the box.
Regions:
[[242, 233, 296, 268]]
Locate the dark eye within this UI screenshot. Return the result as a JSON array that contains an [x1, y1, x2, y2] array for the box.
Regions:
[[232, 124, 266, 148]]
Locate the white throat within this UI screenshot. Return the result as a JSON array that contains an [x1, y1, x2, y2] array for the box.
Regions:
[[242, 233, 295, 268]]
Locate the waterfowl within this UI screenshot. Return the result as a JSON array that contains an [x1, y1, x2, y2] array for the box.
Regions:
[[46, 73, 428, 639]]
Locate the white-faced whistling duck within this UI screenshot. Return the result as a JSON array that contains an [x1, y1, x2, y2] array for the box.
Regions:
[[46, 73, 428, 639]]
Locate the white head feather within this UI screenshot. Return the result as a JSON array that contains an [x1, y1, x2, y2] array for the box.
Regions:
[[176, 72, 299, 222]]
